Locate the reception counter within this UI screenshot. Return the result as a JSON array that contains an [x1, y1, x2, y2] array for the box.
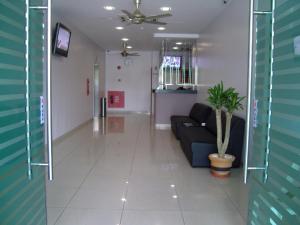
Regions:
[[154, 89, 198, 129]]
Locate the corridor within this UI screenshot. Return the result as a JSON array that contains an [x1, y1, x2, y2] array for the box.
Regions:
[[47, 114, 248, 225]]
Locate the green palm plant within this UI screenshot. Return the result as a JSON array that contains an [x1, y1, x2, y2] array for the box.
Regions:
[[208, 82, 245, 158]]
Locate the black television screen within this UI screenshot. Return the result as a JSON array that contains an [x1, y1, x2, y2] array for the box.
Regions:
[[52, 23, 71, 57]]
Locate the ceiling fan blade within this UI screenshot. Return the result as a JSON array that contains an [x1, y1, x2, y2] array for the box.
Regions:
[[120, 15, 127, 22], [144, 20, 167, 25], [121, 10, 134, 18], [145, 13, 172, 20], [120, 16, 133, 26]]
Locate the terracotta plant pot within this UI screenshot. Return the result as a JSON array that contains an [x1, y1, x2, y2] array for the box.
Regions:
[[208, 153, 235, 178]]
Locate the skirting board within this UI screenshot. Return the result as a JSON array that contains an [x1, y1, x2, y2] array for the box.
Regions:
[[108, 110, 151, 115], [53, 119, 92, 145], [155, 124, 171, 130]]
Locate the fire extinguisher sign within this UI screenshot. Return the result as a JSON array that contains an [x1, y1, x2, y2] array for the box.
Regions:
[[107, 91, 125, 108]]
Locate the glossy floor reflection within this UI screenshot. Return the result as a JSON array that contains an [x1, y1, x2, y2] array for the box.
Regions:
[[47, 114, 248, 225]]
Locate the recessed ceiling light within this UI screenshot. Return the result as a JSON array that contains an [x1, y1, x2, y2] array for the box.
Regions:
[[173, 46, 179, 50], [176, 42, 183, 45], [172, 195, 178, 199], [121, 197, 127, 202], [126, 46, 133, 49], [160, 6, 171, 12], [115, 26, 124, 30], [104, 6, 115, 11], [157, 27, 166, 31], [122, 38, 129, 41], [170, 184, 175, 188]]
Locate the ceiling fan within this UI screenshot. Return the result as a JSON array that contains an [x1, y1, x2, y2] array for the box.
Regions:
[[121, 42, 140, 57], [120, 0, 172, 25]]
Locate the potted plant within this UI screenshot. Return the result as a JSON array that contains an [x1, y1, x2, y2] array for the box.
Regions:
[[207, 82, 245, 177]]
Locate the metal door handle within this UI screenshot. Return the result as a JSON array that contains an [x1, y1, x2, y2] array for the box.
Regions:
[[26, 0, 53, 181], [46, 0, 53, 181], [244, 0, 275, 184], [244, 0, 255, 184]]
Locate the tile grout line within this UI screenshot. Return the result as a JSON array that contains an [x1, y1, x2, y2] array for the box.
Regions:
[[167, 135, 187, 225], [118, 116, 145, 225], [52, 134, 106, 225], [53, 124, 94, 168], [216, 178, 248, 223]]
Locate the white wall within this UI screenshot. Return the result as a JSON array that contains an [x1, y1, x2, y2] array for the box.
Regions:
[[196, 0, 250, 117], [52, 13, 105, 139], [105, 51, 159, 113]]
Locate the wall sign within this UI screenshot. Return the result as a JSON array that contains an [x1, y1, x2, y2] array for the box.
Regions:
[[294, 36, 300, 55], [253, 99, 258, 128], [40, 96, 45, 125], [108, 91, 125, 108]]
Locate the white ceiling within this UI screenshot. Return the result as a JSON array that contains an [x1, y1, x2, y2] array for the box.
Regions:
[[53, 0, 229, 51]]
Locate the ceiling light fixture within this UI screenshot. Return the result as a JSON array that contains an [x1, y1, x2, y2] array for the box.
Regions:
[[122, 38, 129, 41], [126, 46, 133, 49], [157, 27, 166, 31], [160, 6, 171, 12], [115, 26, 124, 30], [173, 46, 179, 50], [172, 195, 178, 199], [176, 42, 183, 45], [104, 6, 115, 11]]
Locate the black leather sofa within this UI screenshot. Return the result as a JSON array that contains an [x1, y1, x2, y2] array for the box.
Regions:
[[171, 103, 212, 139], [171, 103, 245, 168]]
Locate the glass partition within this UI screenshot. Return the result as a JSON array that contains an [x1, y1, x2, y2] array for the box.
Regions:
[[158, 40, 198, 88]]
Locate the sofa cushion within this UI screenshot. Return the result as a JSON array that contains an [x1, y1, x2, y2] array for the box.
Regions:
[[189, 103, 212, 123], [171, 116, 200, 139], [180, 126, 216, 144], [179, 126, 217, 167]]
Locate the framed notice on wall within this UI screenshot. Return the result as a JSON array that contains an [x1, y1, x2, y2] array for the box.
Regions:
[[108, 91, 125, 108]]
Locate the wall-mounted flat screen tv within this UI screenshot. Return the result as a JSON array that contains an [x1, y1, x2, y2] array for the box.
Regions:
[[162, 56, 181, 68], [52, 23, 71, 57]]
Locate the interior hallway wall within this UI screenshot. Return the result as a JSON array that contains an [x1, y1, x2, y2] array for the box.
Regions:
[[105, 51, 159, 113], [52, 13, 106, 139], [196, 0, 250, 117]]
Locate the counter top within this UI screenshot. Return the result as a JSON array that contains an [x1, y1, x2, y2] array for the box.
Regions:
[[154, 89, 197, 94]]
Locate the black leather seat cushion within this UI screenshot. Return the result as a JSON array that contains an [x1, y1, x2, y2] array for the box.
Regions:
[[180, 126, 216, 144], [179, 126, 217, 167], [171, 116, 200, 139]]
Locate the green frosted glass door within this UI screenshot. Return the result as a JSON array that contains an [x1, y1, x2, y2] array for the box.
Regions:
[[247, 0, 300, 224], [0, 0, 50, 224]]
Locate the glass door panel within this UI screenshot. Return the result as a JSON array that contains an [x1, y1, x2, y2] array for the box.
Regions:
[[247, 0, 300, 224], [0, 1, 48, 224]]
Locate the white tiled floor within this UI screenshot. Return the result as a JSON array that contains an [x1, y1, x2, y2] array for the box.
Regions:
[[47, 114, 248, 225]]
